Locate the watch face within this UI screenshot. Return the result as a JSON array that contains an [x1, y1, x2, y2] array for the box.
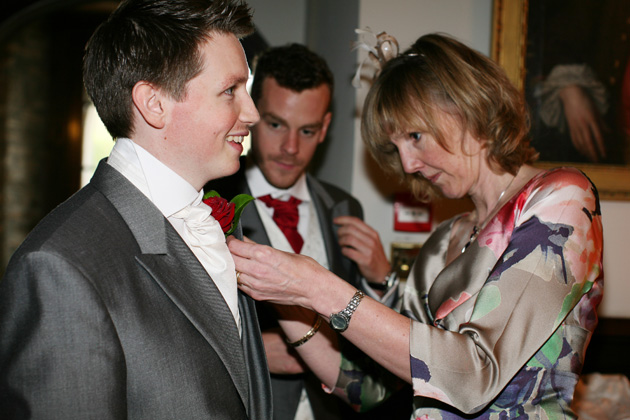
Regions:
[[330, 314, 348, 332]]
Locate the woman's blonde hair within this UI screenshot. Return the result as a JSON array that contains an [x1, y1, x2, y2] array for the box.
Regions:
[[361, 33, 538, 200]]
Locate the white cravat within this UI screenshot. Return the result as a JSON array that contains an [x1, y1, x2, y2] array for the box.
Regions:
[[171, 196, 241, 334], [108, 138, 241, 334]]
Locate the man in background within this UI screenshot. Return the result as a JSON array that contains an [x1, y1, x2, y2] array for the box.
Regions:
[[0, 0, 271, 418], [208, 43, 411, 420]]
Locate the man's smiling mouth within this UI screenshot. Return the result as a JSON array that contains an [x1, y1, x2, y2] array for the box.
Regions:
[[226, 135, 244, 144]]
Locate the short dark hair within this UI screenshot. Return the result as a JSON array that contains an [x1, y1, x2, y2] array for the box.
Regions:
[[83, 0, 254, 139], [362, 33, 538, 200], [249, 43, 334, 108]]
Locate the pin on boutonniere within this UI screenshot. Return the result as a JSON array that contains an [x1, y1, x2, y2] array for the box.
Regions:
[[202, 190, 254, 236]]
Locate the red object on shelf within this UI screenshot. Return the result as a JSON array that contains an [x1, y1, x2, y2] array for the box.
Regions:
[[393, 193, 432, 232]]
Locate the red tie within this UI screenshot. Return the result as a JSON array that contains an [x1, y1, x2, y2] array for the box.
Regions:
[[258, 194, 304, 254]]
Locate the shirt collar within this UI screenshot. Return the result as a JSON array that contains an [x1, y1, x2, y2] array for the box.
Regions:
[[109, 138, 200, 217], [246, 163, 310, 202]]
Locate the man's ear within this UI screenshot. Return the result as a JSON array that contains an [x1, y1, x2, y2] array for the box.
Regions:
[[318, 111, 333, 144], [132, 81, 167, 129]]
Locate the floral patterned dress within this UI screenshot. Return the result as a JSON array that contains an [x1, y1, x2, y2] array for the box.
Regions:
[[333, 167, 604, 419]]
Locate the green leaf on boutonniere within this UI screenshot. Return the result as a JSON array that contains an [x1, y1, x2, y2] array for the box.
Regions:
[[203, 190, 254, 236]]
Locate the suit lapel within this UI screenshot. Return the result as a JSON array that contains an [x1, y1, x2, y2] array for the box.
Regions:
[[136, 237, 250, 407], [90, 161, 251, 409], [238, 283, 273, 417], [307, 175, 345, 277]]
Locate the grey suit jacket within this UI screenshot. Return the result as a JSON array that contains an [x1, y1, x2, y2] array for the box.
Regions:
[[0, 161, 272, 419]]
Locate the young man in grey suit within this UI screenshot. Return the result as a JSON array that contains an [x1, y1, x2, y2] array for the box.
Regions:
[[0, 0, 272, 418], [207, 43, 411, 420]]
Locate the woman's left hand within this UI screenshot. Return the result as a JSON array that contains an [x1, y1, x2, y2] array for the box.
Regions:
[[227, 236, 338, 311]]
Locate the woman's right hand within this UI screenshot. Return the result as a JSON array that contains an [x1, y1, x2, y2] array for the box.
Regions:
[[227, 236, 343, 313], [229, 236, 413, 386]]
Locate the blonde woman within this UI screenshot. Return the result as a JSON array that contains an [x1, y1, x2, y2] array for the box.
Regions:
[[230, 33, 604, 419]]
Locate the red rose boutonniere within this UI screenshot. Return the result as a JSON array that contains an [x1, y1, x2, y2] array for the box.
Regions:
[[203, 190, 254, 236]]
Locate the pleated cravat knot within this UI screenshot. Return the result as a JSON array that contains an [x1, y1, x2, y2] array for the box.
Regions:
[[257, 194, 304, 254]]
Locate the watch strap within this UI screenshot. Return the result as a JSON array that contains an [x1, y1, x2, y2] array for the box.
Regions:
[[367, 270, 397, 291], [330, 290, 365, 331]]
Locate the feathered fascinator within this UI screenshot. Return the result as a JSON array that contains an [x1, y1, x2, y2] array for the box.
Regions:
[[352, 28, 399, 88]]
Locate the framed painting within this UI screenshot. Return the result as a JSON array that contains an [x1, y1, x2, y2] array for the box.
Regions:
[[491, 0, 630, 200]]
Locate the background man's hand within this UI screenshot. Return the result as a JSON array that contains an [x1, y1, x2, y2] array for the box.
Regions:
[[334, 215, 390, 284]]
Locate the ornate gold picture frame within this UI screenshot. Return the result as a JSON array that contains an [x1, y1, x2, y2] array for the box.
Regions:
[[491, 0, 630, 200]]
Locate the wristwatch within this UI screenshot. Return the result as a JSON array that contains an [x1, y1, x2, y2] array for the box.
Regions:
[[367, 270, 397, 291], [329, 290, 365, 332]]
